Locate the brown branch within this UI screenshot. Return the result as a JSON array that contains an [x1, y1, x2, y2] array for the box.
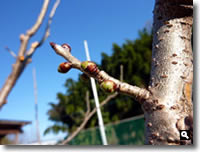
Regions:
[[26, 0, 60, 58], [120, 64, 123, 82], [18, 0, 50, 57], [60, 92, 118, 145], [26, 0, 50, 37], [50, 42, 150, 101], [85, 91, 90, 116], [0, 0, 60, 108]]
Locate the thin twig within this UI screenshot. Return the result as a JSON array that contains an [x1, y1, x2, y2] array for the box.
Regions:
[[26, 0, 60, 57], [120, 64, 123, 82], [26, 0, 50, 37], [4, 46, 17, 58], [85, 91, 90, 116], [18, 0, 50, 57], [60, 92, 118, 145]]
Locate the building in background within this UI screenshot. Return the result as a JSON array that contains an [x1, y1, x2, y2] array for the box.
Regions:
[[0, 119, 31, 144]]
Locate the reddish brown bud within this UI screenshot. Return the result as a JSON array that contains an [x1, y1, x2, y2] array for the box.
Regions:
[[50, 42, 56, 49], [100, 80, 117, 93], [81, 61, 99, 76], [58, 62, 72, 73], [61, 43, 71, 52]]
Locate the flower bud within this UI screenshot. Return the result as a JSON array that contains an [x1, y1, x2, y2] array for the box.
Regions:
[[61, 43, 71, 52], [50, 42, 56, 49], [81, 61, 99, 75], [58, 62, 72, 73], [100, 80, 117, 93]]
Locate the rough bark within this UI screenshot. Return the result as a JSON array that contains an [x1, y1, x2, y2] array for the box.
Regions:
[[144, 0, 193, 145]]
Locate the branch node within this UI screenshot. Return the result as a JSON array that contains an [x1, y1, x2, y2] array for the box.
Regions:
[[19, 34, 25, 41], [31, 41, 40, 49]]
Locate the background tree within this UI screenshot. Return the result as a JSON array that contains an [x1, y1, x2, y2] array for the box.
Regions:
[[45, 29, 152, 135]]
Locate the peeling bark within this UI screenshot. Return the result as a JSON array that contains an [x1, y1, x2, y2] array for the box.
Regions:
[[144, 0, 193, 145]]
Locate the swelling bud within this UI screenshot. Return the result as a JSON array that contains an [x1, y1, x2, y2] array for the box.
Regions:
[[100, 80, 117, 93], [81, 61, 99, 76], [58, 62, 72, 73], [61, 43, 71, 52]]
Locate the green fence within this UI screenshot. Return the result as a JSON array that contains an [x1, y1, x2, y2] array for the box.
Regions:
[[69, 115, 144, 145]]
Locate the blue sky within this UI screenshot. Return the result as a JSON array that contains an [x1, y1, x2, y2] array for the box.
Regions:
[[0, 0, 154, 143]]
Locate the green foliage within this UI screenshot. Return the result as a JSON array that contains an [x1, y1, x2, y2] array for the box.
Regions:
[[45, 28, 152, 136]]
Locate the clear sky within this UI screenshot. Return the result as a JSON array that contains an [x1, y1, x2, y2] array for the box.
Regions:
[[0, 0, 154, 143]]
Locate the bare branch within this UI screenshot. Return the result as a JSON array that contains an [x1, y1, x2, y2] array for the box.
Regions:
[[18, 0, 50, 57], [26, 0, 50, 37], [120, 64, 123, 82], [85, 91, 90, 115], [4, 46, 17, 58], [26, 0, 61, 57], [50, 42, 150, 101], [60, 92, 118, 145], [0, 0, 60, 108]]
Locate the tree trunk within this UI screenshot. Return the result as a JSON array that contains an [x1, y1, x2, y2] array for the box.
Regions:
[[143, 0, 193, 145]]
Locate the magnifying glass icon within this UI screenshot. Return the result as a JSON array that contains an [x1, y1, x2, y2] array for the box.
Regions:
[[181, 131, 189, 139]]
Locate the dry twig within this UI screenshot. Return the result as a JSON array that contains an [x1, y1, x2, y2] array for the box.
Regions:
[[61, 92, 118, 145], [4, 46, 17, 58]]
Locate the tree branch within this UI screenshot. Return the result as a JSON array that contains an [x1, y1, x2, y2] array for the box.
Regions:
[[4, 46, 17, 58], [85, 91, 90, 116], [26, 0, 60, 58], [18, 0, 50, 58], [26, 0, 50, 37], [60, 92, 118, 145], [50, 42, 150, 101], [0, 0, 60, 108]]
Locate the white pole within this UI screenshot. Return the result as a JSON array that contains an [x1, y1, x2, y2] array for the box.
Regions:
[[32, 67, 41, 144], [83, 40, 108, 145]]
